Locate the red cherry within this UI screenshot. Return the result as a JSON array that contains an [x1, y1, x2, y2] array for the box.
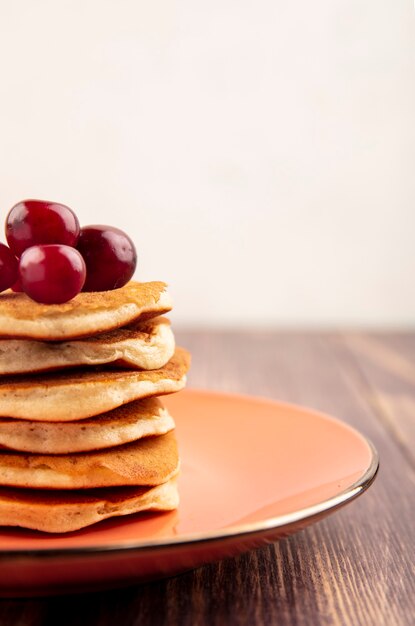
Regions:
[[0, 243, 18, 292], [6, 199, 80, 258], [19, 245, 86, 304], [77, 225, 137, 291], [11, 278, 23, 292]]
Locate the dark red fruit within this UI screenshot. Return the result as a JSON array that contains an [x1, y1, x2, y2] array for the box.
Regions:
[[0, 243, 18, 292], [19, 245, 86, 304], [6, 199, 80, 258], [77, 225, 137, 291], [11, 278, 23, 292]]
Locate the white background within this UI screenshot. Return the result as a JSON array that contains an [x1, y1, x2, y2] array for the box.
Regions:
[[0, 1, 414, 327]]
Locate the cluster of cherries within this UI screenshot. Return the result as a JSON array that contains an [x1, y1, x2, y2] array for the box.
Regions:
[[0, 200, 137, 304]]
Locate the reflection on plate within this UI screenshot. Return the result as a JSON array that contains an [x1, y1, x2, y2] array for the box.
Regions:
[[0, 388, 378, 597]]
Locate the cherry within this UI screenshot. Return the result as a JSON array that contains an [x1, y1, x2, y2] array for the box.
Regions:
[[6, 199, 80, 258], [11, 278, 23, 292], [19, 245, 86, 304], [0, 243, 18, 293], [77, 225, 137, 291]]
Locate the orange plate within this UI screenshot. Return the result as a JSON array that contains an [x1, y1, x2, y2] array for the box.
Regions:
[[0, 389, 378, 597]]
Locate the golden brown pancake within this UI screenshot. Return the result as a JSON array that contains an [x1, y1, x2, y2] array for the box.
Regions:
[[0, 281, 171, 340], [0, 398, 174, 454], [0, 317, 175, 375], [0, 431, 179, 489], [0, 347, 190, 421], [0, 478, 178, 533]]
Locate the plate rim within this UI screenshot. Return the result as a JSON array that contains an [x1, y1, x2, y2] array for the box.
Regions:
[[0, 388, 379, 559]]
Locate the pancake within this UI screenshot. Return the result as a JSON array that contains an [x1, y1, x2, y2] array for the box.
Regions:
[[0, 478, 178, 533], [0, 347, 190, 421], [0, 398, 174, 454], [0, 281, 171, 340], [0, 317, 175, 375], [0, 431, 179, 489]]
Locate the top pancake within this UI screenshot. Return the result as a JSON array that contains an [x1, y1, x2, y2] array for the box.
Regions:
[[0, 281, 172, 340]]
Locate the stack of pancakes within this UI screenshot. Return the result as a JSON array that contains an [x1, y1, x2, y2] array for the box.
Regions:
[[0, 281, 190, 533]]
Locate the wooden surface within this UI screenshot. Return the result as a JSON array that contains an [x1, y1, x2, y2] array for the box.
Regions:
[[1, 331, 414, 626]]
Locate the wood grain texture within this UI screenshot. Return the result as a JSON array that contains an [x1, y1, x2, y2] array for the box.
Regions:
[[0, 332, 414, 626]]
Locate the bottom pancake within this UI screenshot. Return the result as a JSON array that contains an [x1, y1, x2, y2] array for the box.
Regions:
[[0, 478, 178, 533]]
